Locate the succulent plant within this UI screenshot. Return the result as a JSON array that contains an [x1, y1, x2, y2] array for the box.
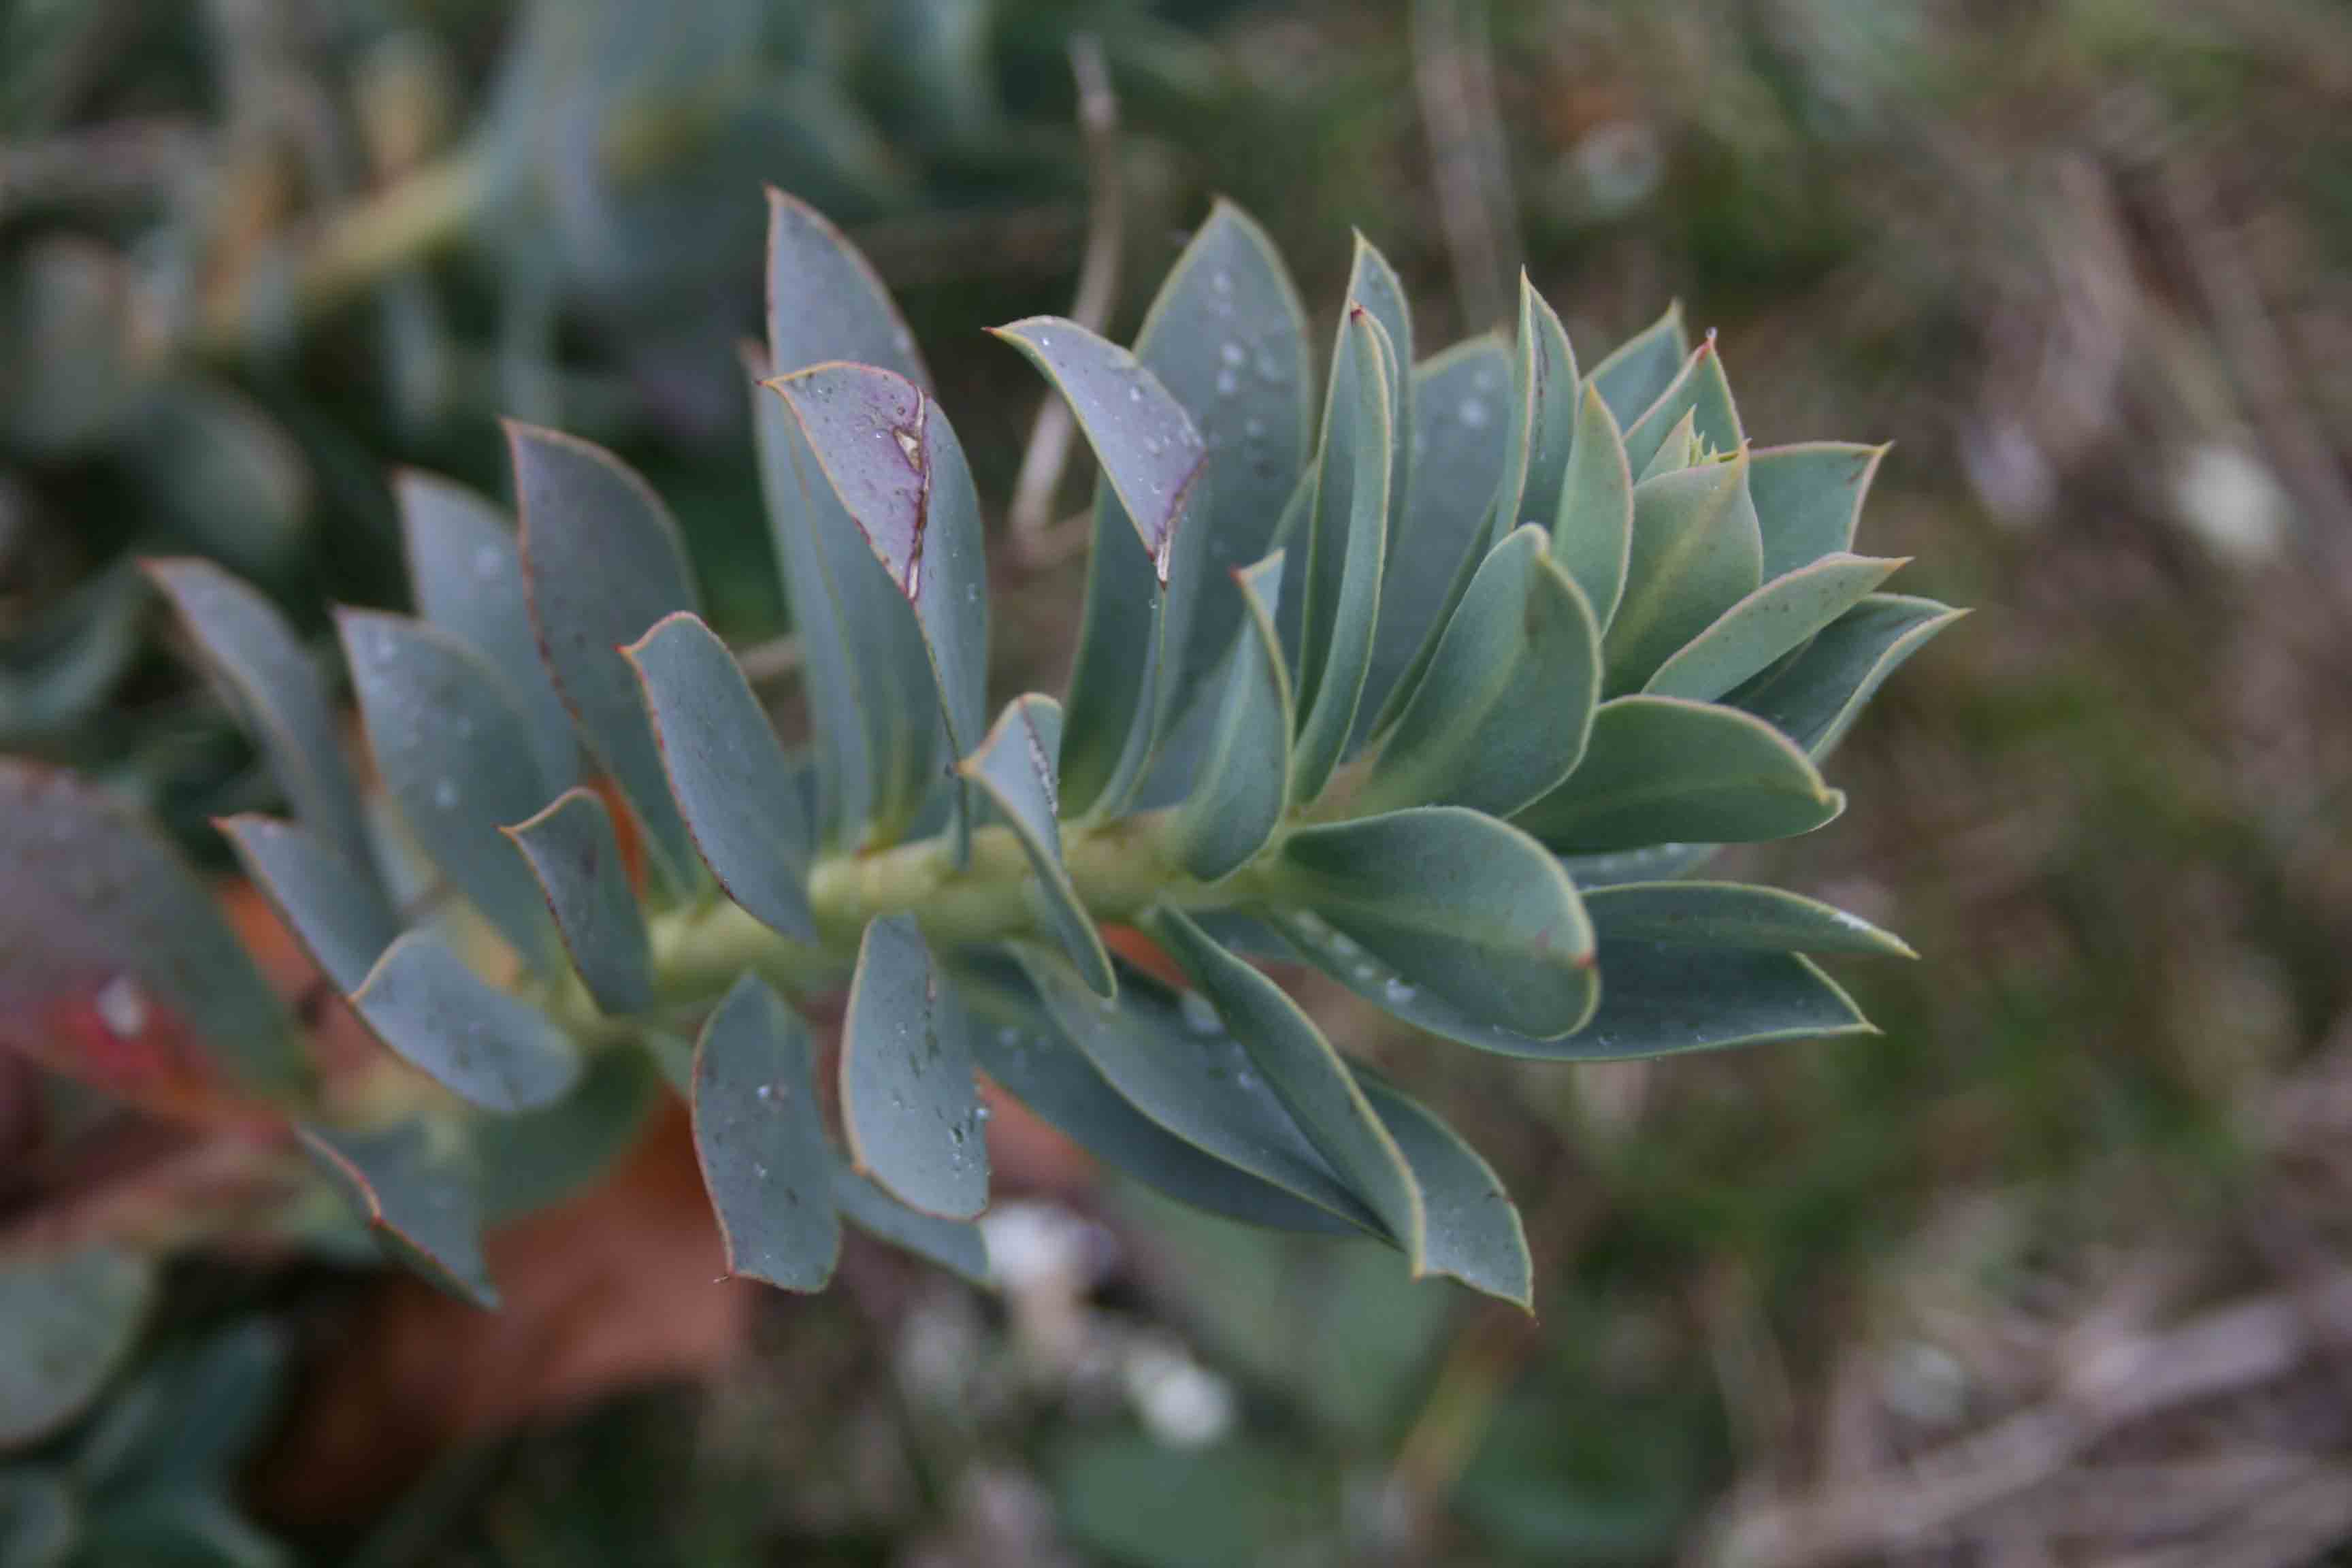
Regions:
[[0, 187, 1960, 1320]]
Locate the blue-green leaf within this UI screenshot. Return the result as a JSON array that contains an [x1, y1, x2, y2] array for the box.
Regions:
[[839, 914, 987, 1219], [143, 557, 380, 892], [503, 787, 653, 1016], [745, 350, 868, 851], [1148, 910, 1419, 1250], [992, 316, 1209, 815], [992, 318, 1205, 575], [1354, 1073, 1532, 1308], [1359, 336, 1512, 736], [765, 188, 928, 387], [1752, 442, 1888, 578], [338, 610, 556, 969], [1643, 553, 1906, 702], [1354, 525, 1599, 819], [759, 195, 948, 851], [1552, 382, 1635, 627], [218, 816, 399, 994], [962, 956, 1356, 1235], [623, 610, 817, 943], [301, 1120, 496, 1307], [1514, 696, 1844, 852], [1728, 593, 1965, 757], [395, 469, 579, 790], [1292, 304, 1394, 803], [1567, 941, 1874, 1058], [1561, 840, 1723, 888], [1259, 907, 1586, 1059], [959, 696, 1115, 996], [1273, 807, 1598, 1039], [0, 761, 306, 1112], [350, 932, 579, 1113], [691, 974, 838, 1291], [1494, 276, 1580, 546], [1171, 553, 1291, 881], [0, 1247, 154, 1446], [1108, 201, 1313, 750], [1621, 339, 1743, 474], [832, 1160, 990, 1286], [773, 362, 988, 764], [1584, 881, 1914, 956], [1637, 410, 1701, 482], [1020, 951, 1384, 1235], [1587, 302, 1689, 427], [508, 422, 700, 897], [1347, 234, 1414, 556], [1602, 453, 1763, 695]]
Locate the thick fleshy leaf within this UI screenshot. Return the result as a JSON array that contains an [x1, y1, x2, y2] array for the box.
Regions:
[[1728, 593, 1965, 757], [1354, 1073, 1532, 1307], [1552, 382, 1634, 628], [1110, 200, 1313, 747], [1636, 410, 1701, 483], [508, 422, 700, 896], [691, 974, 838, 1291], [773, 362, 987, 761], [1347, 235, 1414, 553], [958, 696, 1114, 996], [1359, 336, 1512, 735], [1149, 910, 1419, 1251], [831, 1160, 990, 1286], [0, 762, 304, 1113], [1171, 553, 1292, 881], [1588, 302, 1690, 427], [765, 187, 929, 387], [1752, 442, 1888, 579], [1561, 841, 1723, 888], [963, 959, 1354, 1235], [1494, 276, 1580, 546], [1565, 941, 1874, 1058], [218, 816, 399, 994], [1260, 906, 1595, 1058], [503, 788, 653, 1016], [1584, 881, 1914, 956], [1273, 807, 1598, 1039], [994, 316, 1210, 816], [746, 353, 858, 849], [1514, 696, 1844, 852], [1292, 304, 1394, 803], [1643, 553, 1906, 702], [1602, 453, 1763, 696], [839, 915, 987, 1218], [1022, 951, 1384, 1234], [144, 557, 378, 885], [0, 1247, 154, 1445], [1621, 339, 1743, 474], [350, 932, 580, 1113], [1354, 526, 1599, 819], [395, 469, 579, 789], [992, 318, 1205, 572], [1058, 479, 1166, 817], [300, 1120, 496, 1307], [339, 610, 555, 968], [623, 611, 817, 943], [760, 197, 945, 849]]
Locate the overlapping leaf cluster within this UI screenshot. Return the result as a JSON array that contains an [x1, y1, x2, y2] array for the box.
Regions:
[[0, 191, 1959, 1310]]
